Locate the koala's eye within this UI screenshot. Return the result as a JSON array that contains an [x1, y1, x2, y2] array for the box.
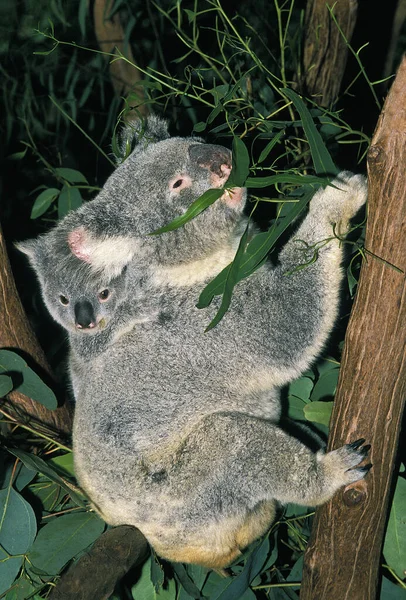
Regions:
[[172, 179, 183, 189], [98, 289, 110, 302], [59, 295, 69, 306]]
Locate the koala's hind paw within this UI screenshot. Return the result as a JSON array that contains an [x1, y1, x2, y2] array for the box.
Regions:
[[322, 438, 372, 486]]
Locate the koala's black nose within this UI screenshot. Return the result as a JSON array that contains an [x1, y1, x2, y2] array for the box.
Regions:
[[189, 144, 231, 176], [74, 300, 96, 329]]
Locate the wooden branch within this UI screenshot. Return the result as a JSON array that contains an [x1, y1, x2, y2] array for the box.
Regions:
[[0, 222, 73, 442], [301, 0, 358, 107], [300, 56, 406, 599], [49, 526, 149, 600], [93, 0, 148, 117]]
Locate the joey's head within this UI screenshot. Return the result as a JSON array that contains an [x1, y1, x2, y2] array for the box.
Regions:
[[16, 235, 129, 335], [64, 116, 248, 275]]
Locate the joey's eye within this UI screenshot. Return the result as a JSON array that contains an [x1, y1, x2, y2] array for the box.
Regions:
[[59, 295, 69, 306], [172, 179, 184, 189], [98, 289, 110, 302]]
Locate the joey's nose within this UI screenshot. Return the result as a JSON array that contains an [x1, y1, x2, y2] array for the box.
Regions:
[[74, 300, 96, 329], [189, 144, 231, 176]]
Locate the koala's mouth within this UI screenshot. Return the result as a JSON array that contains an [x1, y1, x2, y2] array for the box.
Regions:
[[73, 317, 108, 334]]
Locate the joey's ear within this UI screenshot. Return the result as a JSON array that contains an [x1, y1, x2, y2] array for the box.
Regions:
[[68, 227, 136, 278], [15, 238, 47, 273], [116, 115, 170, 161]]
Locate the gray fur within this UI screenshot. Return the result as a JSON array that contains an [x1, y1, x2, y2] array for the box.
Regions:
[[18, 117, 369, 568]]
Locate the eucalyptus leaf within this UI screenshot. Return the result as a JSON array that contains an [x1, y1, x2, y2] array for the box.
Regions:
[[58, 185, 83, 219], [55, 167, 88, 183], [281, 88, 338, 176], [27, 512, 105, 580], [150, 552, 165, 593], [0, 373, 13, 396], [226, 137, 250, 188], [310, 369, 339, 402], [383, 476, 406, 580], [257, 130, 285, 164], [150, 188, 224, 235], [30, 188, 60, 219], [0, 488, 37, 595], [380, 575, 406, 599], [173, 562, 204, 599], [0, 350, 57, 410], [7, 448, 86, 507], [303, 401, 333, 427]]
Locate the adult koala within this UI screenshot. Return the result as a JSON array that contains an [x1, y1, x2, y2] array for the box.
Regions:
[[18, 116, 370, 568]]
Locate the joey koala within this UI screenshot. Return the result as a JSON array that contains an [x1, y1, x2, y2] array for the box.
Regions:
[[18, 116, 370, 569]]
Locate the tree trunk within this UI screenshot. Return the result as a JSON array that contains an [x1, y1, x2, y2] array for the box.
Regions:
[[301, 0, 358, 107], [94, 0, 148, 117], [300, 57, 406, 599], [0, 222, 73, 442]]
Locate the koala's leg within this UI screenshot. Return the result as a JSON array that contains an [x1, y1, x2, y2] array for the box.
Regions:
[[148, 411, 370, 567], [180, 412, 371, 508]]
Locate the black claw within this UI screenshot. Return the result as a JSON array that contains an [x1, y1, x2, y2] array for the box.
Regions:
[[360, 463, 373, 473], [347, 438, 366, 450], [361, 444, 371, 455]]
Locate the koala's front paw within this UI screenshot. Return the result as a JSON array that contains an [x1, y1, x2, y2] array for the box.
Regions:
[[321, 438, 372, 486], [310, 171, 368, 233]]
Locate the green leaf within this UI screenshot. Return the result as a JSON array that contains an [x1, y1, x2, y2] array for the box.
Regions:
[[380, 575, 406, 599], [197, 187, 315, 310], [7, 147, 28, 161], [288, 377, 314, 402], [303, 401, 333, 427], [0, 458, 36, 492], [150, 188, 224, 235], [7, 449, 86, 508], [226, 137, 250, 188], [172, 562, 204, 599], [287, 395, 306, 421], [0, 488, 37, 595], [245, 174, 327, 189], [310, 369, 339, 401], [212, 535, 271, 600], [55, 167, 88, 183], [281, 88, 339, 176], [58, 185, 83, 219], [131, 557, 155, 599], [0, 374, 13, 396], [150, 552, 165, 593], [384, 476, 406, 580], [193, 121, 206, 133], [30, 188, 60, 219], [257, 130, 285, 164], [4, 576, 38, 600], [48, 453, 75, 478], [0, 349, 58, 410], [27, 512, 105, 580], [205, 224, 250, 331]]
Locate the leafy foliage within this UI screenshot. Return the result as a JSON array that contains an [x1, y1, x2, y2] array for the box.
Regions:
[[0, 0, 404, 598]]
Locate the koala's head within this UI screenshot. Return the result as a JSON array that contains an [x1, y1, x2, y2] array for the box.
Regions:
[[60, 116, 247, 274], [17, 235, 129, 334]]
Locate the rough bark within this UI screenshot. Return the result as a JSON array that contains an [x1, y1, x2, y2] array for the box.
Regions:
[[300, 57, 406, 599], [94, 0, 148, 117], [301, 0, 358, 107], [49, 526, 149, 600], [0, 222, 73, 442]]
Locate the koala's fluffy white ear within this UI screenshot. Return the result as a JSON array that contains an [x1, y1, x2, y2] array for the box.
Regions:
[[68, 227, 136, 278], [116, 115, 170, 162]]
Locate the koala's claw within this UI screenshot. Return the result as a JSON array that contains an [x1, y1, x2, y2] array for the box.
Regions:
[[346, 438, 366, 450]]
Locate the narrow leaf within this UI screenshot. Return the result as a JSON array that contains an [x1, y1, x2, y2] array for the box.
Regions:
[[226, 137, 250, 187], [281, 88, 339, 176], [257, 130, 285, 164], [150, 188, 224, 235], [7, 449, 85, 507]]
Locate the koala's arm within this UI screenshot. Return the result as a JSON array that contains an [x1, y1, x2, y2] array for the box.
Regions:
[[231, 172, 367, 383]]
